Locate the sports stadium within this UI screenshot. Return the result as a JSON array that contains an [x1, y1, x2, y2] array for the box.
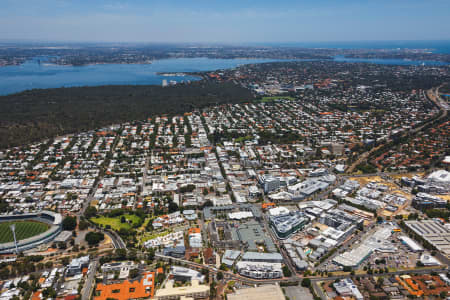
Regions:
[[0, 211, 62, 254]]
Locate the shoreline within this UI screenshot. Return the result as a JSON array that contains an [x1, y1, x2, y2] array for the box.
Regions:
[[0, 56, 448, 96], [1, 54, 448, 69]]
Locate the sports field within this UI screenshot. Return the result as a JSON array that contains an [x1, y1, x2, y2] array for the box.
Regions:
[[91, 214, 142, 231], [256, 96, 295, 103], [0, 221, 50, 243]]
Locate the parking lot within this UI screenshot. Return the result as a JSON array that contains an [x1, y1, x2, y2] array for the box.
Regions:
[[361, 231, 421, 270], [283, 286, 314, 300]]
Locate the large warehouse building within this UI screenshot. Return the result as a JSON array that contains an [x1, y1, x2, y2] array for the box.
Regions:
[[405, 220, 450, 257]]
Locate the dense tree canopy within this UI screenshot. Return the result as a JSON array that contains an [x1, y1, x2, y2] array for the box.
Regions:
[[0, 82, 253, 149], [62, 216, 77, 231], [85, 231, 104, 246], [84, 206, 98, 219]]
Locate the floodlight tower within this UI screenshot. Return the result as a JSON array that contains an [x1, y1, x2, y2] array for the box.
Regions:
[[9, 224, 18, 254]]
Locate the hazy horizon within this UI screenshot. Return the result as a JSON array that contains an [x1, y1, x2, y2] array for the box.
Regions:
[[1, 0, 449, 43], [1, 39, 450, 46]]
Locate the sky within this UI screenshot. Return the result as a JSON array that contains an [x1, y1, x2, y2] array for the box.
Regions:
[[0, 0, 449, 43]]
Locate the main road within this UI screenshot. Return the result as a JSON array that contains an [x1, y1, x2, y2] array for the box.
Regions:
[[154, 253, 447, 284], [347, 86, 447, 174], [81, 260, 98, 300], [104, 229, 127, 249]]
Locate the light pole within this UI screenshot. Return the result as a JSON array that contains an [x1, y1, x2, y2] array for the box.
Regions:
[[9, 224, 18, 254]]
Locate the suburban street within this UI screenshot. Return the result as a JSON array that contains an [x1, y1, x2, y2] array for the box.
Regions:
[[81, 260, 98, 300]]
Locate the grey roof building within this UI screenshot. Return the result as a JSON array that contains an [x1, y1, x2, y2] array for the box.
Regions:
[[241, 251, 283, 263], [270, 211, 309, 239], [232, 220, 277, 252], [222, 250, 241, 267], [208, 220, 240, 249]]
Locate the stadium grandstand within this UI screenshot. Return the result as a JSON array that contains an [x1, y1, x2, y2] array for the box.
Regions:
[[0, 211, 62, 254]]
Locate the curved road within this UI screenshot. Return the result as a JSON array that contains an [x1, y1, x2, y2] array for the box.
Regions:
[[104, 229, 127, 249]]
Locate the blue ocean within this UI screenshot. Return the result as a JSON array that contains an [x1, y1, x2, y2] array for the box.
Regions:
[[261, 40, 450, 54]]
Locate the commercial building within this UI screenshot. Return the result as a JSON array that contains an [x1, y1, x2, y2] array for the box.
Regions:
[[340, 179, 360, 192], [319, 208, 364, 231], [405, 220, 450, 256], [426, 170, 450, 192], [344, 196, 384, 211], [420, 253, 441, 266], [95, 272, 155, 300], [222, 250, 241, 267], [283, 240, 309, 271], [260, 175, 280, 194], [163, 244, 186, 258], [188, 228, 202, 249], [67, 255, 90, 276], [208, 220, 240, 250], [333, 278, 364, 300], [420, 254, 441, 266], [268, 206, 289, 216], [269, 211, 309, 239], [298, 199, 337, 211], [322, 226, 356, 244], [333, 225, 396, 267], [54, 231, 73, 243], [241, 252, 283, 263], [248, 185, 262, 198], [337, 204, 374, 221], [233, 221, 277, 252], [101, 261, 137, 279], [399, 236, 423, 252], [288, 179, 330, 200], [309, 168, 328, 177], [334, 164, 346, 173], [203, 203, 262, 220], [309, 236, 336, 251], [228, 211, 253, 220], [236, 261, 283, 279], [183, 210, 197, 221], [170, 266, 205, 283], [412, 192, 447, 210], [309, 247, 327, 261]]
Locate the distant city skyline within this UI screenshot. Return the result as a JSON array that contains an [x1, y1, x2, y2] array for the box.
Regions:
[[0, 0, 449, 43]]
